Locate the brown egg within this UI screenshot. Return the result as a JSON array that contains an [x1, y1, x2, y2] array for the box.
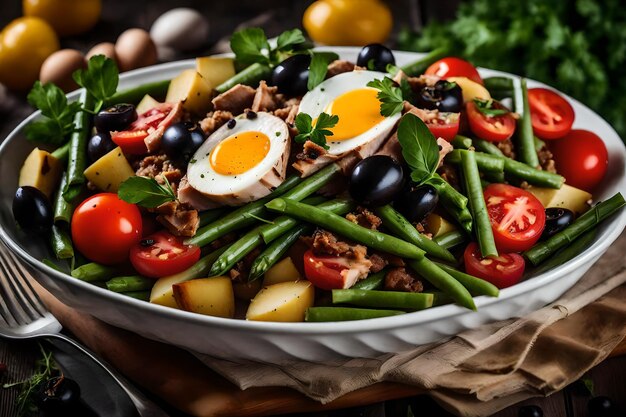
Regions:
[[39, 49, 87, 92], [86, 42, 117, 63], [115, 28, 157, 72]]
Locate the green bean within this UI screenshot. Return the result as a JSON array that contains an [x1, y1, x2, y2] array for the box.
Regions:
[[106, 275, 154, 293], [400, 47, 450, 75], [53, 172, 74, 224], [408, 257, 476, 310], [71, 262, 120, 282], [472, 138, 504, 156], [215, 63, 272, 94], [533, 229, 597, 275], [428, 292, 454, 307], [198, 208, 228, 227], [433, 262, 499, 297], [266, 199, 425, 260], [50, 225, 73, 260], [460, 150, 498, 258], [104, 80, 171, 106], [279, 163, 340, 200], [332, 289, 433, 310], [446, 149, 505, 173], [483, 76, 514, 100], [51, 142, 70, 162], [352, 269, 386, 290], [515, 78, 540, 168], [305, 307, 405, 322], [433, 230, 467, 249], [445, 204, 473, 235], [122, 290, 151, 301], [534, 136, 546, 151], [375, 205, 455, 262], [431, 173, 468, 209], [63, 91, 93, 202], [451, 135, 473, 150], [502, 157, 564, 189], [525, 193, 625, 265]]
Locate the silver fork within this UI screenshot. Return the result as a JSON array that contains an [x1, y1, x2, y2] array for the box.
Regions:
[[0, 242, 170, 417]]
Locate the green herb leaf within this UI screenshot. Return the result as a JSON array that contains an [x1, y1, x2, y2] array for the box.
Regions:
[[230, 27, 271, 66], [118, 176, 177, 208], [307, 52, 333, 90], [294, 112, 339, 150], [72, 55, 119, 113], [473, 98, 509, 117], [276, 28, 306, 51], [397, 113, 440, 183], [367, 77, 405, 117], [25, 81, 82, 145]]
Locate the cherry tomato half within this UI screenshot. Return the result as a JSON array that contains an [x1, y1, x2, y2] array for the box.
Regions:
[[303, 249, 351, 290], [466, 100, 516, 142], [130, 231, 200, 278], [426, 112, 460, 142], [484, 184, 546, 253], [425, 57, 483, 85], [464, 242, 525, 289], [528, 88, 575, 140], [549, 129, 608, 191], [71, 193, 142, 265], [111, 103, 176, 154]]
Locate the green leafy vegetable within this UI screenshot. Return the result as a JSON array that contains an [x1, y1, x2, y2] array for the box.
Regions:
[[307, 52, 333, 90], [396, 113, 440, 183], [367, 77, 405, 117], [276, 29, 307, 51], [25, 82, 82, 145], [118, 176, 177, 208], [473, 98, 510, 117], [230, 27, 307, 67], [294, 112, 339, 150], [72, 55, 119, 113]]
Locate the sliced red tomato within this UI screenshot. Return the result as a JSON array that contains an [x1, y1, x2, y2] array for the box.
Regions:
[[111, 103, 176, 154], [130, 231, 200, 278], [426, 112, 460, 142], [484, 184, 546, 253], [549, 129, 608, 191], [71, 193, 142, 265], [303, 249, 352, 290], [466, 100, 516, 142], [528, 88, 575, 140], [425, 57, 483, 85], [464, 242, 525, 289]]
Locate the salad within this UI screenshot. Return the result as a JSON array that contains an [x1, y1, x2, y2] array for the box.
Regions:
[[11, 28, 625, 323]]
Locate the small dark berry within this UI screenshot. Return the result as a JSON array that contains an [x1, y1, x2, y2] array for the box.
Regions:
[[246, 111, 257, 119], [519, 405, 543, 417], [588, 396, 619, 417], [227, 119, 236, 129]]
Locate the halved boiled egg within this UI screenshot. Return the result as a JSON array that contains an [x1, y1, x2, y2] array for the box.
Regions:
[[295, 70, 401, 175], [183, 112, 290, 206]]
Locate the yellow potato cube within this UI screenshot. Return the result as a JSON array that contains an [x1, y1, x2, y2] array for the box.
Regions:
[[246, 281, 315, 322]]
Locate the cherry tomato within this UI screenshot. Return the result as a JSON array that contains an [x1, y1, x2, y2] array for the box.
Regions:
[[303, 249, 350, 290], [426, 112, 460, 142], [111, 103, 176, 154], [425, 57, 483, 85], [549, 129, 608, 191], [130, 231, 200, 278], [528, 88, 575, 140], [484, 184, 546, 253], [466, 100, 516, 142], [71, 193, 142, 265], [464, 242, 525, 289]]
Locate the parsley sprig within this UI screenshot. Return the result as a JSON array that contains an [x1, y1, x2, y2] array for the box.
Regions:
[[25, 82, 82, 145], [367, 77, 413, 117], [473, 98, 510, 117], [396, 113, 440, 184], [118, 176, 177, 208], [230, 27, 306, 67], [73, 55, 119, 113], [294, 112, 339, 150]]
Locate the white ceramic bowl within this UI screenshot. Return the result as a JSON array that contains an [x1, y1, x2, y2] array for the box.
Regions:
[[1, 48, 624, 364]]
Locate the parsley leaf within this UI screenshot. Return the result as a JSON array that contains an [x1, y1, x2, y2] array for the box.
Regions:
[[230, 27, 271, 66], [367, 77, 406, 117], [118, 176, 177, 208], [276, 28, 306, 51], [307, 52, 334, 90], [396, 113, 440, 184], [294, 112, 339, 150], [473, 98, 510, 117], [25, 81, 82, 145], [72, 55, 119, 113]]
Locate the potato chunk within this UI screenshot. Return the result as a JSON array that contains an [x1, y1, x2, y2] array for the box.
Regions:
[[83, 147, 134, 192], [264, 257, 302, 286], [18, 148, 63, 197], [165, 69, 212, 115], [173, 277, 235, 318], [246, 281, 314, 322]]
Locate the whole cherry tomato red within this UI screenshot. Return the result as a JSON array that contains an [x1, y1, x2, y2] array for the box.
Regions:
[[111, 103, 178, 154], [549, 129, 608, 191], [303, 249, 353, 290], [466, 100, 516, 142], [425, 57, 483, 85], [130, 231, 200, 278], [71, 193, 142, 264], [425, 112, 460, 142], [528, 88, 575, 140], [484, 184, 546, 253], [464, 242, 525, 289]]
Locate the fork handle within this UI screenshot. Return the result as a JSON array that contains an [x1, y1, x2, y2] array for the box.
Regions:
[[44, 333, 171, 417]]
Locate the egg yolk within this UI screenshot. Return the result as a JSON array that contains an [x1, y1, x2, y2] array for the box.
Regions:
[[322, 88, 385, 141], [209, 131, 270, 175]]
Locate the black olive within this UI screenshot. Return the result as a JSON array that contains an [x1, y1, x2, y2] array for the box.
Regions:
[[161, 122, 205, 162], [542, 207, 574, 239], [518, 405, 543, 417], [87, 131, 117, 163], [36, 376, 81, 414], [357, 44, 395, 72], [94, 103, 137, 132], [271, 54, 311, 96], [349, 155, 404, 207], [588, 396, 620, 417], [415, 80, 463, 113], [227, 119, 236, 129], [13, 186, 53, 234], [394, 185, 439, 223]]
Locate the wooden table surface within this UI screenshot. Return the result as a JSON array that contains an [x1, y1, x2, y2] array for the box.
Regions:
[[1, 1, 625, 416]]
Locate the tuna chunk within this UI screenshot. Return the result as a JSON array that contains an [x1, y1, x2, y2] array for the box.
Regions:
[[211, 84, 255, 115]]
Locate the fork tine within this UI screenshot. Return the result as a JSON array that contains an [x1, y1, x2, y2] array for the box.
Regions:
[[0, 254, 30, 326], [5, 249, 48, 317], [0, 245, 40, 324]]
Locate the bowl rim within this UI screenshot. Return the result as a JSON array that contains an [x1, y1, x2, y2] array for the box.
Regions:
[[1, 47, 625, 335]]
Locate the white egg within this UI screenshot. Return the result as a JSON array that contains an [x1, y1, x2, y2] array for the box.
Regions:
[[150, 8, 209, 52], [185, 112, 290, 207]]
